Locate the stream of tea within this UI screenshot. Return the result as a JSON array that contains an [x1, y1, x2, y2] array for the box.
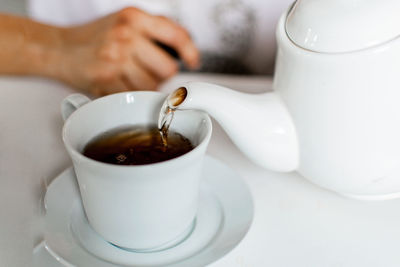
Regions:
[[158, 87, 188, 147]]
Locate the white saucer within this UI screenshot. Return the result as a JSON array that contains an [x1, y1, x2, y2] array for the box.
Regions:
[[34, 156, 253, 267]]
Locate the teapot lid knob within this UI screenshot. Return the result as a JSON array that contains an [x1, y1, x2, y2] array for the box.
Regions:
[[285, 0, 400, 53]]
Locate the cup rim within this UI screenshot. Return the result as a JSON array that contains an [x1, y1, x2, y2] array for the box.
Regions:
[[62, 91, 212, 169]]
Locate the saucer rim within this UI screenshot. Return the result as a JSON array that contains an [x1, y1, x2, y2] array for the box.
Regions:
[[38, 156, 254, 267]]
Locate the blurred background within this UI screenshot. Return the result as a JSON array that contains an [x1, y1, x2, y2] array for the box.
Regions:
[[0, 0, 26, 15]]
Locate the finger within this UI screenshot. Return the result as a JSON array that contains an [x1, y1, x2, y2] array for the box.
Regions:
[[132, 37, 178, 80], [90, 77, 130, 97], [122, 59, 160, 91], [139, 16, 200, 69], [103, 84, 131, 95]]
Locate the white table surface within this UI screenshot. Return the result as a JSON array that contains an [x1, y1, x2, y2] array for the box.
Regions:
[[2, 73, 400, 267]]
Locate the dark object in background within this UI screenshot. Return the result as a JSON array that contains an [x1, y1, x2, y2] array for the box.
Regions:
[[156, 41, 252, 75], [155, 41, 180, 59], [196, 53, 251, 75]]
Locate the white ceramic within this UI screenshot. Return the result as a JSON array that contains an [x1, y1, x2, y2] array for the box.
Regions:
[[166, 3, 400, 199], [34, 156, 253, 267], [61, 92, 212, 250], [285, 0, 400, 53]]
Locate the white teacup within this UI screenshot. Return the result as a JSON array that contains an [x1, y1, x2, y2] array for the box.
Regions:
[[61, 92, 212, 251]]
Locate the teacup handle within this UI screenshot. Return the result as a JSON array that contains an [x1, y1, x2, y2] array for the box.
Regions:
[[61, 93, 91, 121]]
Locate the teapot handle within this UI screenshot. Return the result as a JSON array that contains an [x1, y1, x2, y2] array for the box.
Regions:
[[61, 94, 91, 121]]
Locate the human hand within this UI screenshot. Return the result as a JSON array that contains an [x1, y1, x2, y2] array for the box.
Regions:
[[57, 7, 199, 96]]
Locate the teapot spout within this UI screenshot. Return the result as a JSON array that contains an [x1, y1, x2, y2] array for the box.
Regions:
[[165, 82, 299, 172]]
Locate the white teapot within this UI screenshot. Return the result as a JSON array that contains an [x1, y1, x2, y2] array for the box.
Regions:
[[166, 0, 400, 200]]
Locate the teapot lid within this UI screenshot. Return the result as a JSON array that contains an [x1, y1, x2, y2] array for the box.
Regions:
[[285, 0, 400, 53]]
